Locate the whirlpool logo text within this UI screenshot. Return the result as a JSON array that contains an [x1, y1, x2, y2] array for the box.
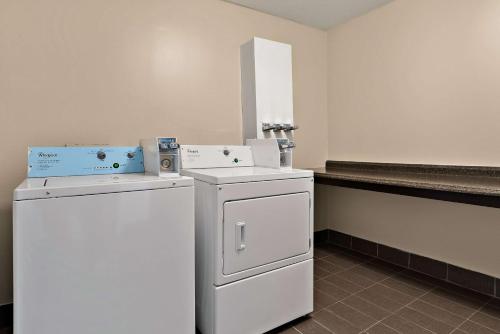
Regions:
[[38, 152, 58, 158]]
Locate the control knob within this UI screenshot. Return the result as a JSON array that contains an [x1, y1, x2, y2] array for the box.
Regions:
[[97, 151, 106, 160], [161, 159, 172, 169]]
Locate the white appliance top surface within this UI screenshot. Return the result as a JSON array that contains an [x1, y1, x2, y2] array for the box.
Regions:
[[181, 166, 313, 184], [14, 173, 193, 200]]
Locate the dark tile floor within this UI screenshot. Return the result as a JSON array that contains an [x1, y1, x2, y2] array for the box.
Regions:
[[2, 244, 499, 334], [270, 243, 500, 334]]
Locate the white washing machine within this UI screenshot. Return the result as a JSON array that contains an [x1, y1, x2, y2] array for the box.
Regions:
[[13, 173, 195, 334], [180, 145, 314, 334]]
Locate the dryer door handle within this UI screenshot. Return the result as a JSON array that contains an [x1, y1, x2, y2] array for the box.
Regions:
[[235, 222, 246, 251]]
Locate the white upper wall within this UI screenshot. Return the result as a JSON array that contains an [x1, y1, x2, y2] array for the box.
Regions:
[[327, 0, 500, 166], [225, 0, 393, 30]]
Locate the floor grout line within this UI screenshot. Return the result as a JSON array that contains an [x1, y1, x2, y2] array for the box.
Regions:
[[470, 302, 500, 331], [292, 325, 304, 334], [406, 294, 490, 326], [377, 277, 495, 334], [317, 267, 408, 333], [309, 318, 334, 334], [449, 297, 491, 334], [360, 285, 439, 334], [314, 246, 432, 333], [466, 318, 500, 333], [312, 255, 395, 332]]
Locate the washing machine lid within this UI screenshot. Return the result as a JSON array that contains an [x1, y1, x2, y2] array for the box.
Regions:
[[181, 166, 312, 184], [14, 173, 193, 200]]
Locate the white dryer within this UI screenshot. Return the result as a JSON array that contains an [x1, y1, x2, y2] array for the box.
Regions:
[[13, 173, 195, 334], [180, 145, 314, 334]]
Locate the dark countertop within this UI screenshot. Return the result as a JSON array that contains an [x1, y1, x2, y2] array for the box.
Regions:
[[312, 161, 500, 207]]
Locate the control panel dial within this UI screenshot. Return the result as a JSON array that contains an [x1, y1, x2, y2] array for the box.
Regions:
[[161, 158, 172, 169], [97, 151, 106, 160]]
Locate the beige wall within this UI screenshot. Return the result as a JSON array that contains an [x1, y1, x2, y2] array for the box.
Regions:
[[328, 0, 500, 166], [0, 0, 328, 304], [323, 185, 500, 278], [324, 0, 500, 278]]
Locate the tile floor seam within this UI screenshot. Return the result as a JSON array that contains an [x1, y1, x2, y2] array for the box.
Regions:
[[313, 270, 394, 332], [400, 302, 459, 334], [406, 297, 486, 328], [398, 271, 448, 289], [449, 297, 491, 334], [339, 300, 380, 324], [352, 282, 417, 313], [460, 301, 500, 333], [378, 277, 428, 293], [478, 302, 500, 324], [314, 308, 362, 334], [405, 301, 462, 326], [466, 318, 500, 333], [375, 277, 429, 300], [321, 270, 408, 332], [314, 258, 379, 295], [314, 277, 358, 297], [373, 322, 405, 334], [321, 302, 378, 332], [380, 271, 436, 297], [332, 271, 388, 302], [320, 257, 373, 275], [484, 299, 500, 317], [392, 315, 440, 334], [339, 268, 403, 304], [303, 318, 335, 334], [316, 263, 355, 276], [313, 318, 336, 333], [425, 289, 491, 313], [329, 270, 375, 286], [362, 287, 439, 334], [318, 267, 371, 288], [333, 259, 401, 285]]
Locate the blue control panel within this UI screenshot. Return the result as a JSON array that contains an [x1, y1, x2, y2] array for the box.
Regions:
[[28, 146, 145, 177]]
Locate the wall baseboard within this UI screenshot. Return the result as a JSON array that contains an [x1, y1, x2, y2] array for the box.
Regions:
[[314, 229, 329, 244], [314, 229, 499, 299], [0, 303, 12, 329]]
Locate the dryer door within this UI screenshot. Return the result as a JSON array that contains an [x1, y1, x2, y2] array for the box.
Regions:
[[223, 192, 310, 275]]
